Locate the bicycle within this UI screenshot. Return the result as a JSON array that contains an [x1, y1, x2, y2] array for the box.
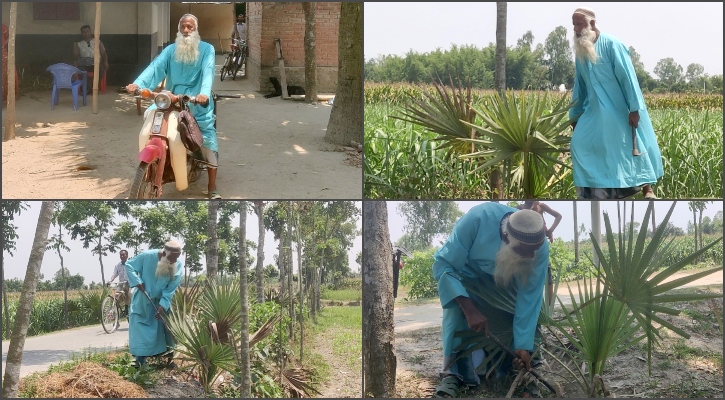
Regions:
[[220, 38, 247, 81], [101, 282, 129, 333]]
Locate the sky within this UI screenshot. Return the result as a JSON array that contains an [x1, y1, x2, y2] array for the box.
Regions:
[[386, 201, 723, 246], [364, 2, 724, 77], [4, 201, 362, 283]]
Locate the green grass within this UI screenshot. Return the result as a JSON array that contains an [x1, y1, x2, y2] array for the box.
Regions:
[[320, 288, 362, 302], [312, 306, 362, 332], [365, 101, 723, 199]]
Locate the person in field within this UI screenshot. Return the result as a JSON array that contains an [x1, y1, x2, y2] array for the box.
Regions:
[[432, 203, 549, 398], [124, 241, 183, 366], [569, 7, 663, 199]]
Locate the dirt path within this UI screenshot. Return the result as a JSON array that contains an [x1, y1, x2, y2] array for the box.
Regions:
[[2, 55, 361, 199], [312, 316, 362, 397], [393, 275, 724, 398]]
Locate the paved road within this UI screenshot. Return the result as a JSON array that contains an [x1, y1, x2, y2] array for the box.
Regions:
[[394, 271, 723, 333], [2, 321, 129, 378]]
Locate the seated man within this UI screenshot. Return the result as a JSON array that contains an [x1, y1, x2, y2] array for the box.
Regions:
[[73, 24, 109, 93]]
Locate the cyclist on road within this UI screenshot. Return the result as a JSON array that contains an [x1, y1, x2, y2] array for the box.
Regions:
[[109, 249, 131, 317]]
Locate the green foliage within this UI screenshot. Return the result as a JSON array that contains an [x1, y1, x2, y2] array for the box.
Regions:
[[398, 248, 438, 300], [396, 202, 463, 252], [365, 83, 723, 199], [107, 353, 157, 387]]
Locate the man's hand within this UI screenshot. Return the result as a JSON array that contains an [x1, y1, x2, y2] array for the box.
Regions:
[[513, 349, 532, 372], [196, 94, 209, 105], [455, 296, 490, 337], [546, 230, 554, 243], [155, 305, 164, 319], [629, 111, 640, 128], [136, 283, 145, 292], [126, 83, 139, 94]]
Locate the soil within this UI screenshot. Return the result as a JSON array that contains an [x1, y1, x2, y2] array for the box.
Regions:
[[393, 284, 724, 398], [1, 58, 361, 199], [312, 318, 363, 398]]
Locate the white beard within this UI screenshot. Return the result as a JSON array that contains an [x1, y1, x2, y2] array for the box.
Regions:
[[573, 25, 599, 64], [175, 30, 201, 64], [156, 255, 177, 279], [494, 242, 535, 288]]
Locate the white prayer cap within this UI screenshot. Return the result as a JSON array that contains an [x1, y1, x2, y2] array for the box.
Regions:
[[507, 210, 546, 245], [178, 14, 199, 30], [164, 240, 182, 252], [574, 7, 596, 20]]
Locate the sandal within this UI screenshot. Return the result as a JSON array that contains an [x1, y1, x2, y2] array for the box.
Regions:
[[208, 191, 222, 199], [434, 375, 463, 398]]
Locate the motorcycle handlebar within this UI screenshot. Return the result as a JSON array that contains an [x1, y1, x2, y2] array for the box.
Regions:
[[129, 87, 209, 107]]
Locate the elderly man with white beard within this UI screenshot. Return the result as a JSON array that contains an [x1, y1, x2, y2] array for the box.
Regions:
[[569, 7, 663, 200], [432, 203, 549, 398], [124, 241, 183, 366], [126, 14, 222, 199]]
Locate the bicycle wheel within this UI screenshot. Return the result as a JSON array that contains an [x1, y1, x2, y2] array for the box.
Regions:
[[220, 53, 234, 81], [232, 52, 245, 80], [101, 296, 119, 334]]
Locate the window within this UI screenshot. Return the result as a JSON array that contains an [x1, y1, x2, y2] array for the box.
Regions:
[[33, 2, 80, 21]]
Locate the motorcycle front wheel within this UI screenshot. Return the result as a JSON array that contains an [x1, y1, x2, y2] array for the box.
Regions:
[[129, 161, 157, 199]]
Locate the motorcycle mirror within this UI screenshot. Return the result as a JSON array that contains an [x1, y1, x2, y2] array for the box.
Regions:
[[140, 88, 152, 99]]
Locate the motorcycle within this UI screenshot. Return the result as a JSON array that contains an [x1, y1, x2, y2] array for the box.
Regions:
[[128, 88, 215, 199]]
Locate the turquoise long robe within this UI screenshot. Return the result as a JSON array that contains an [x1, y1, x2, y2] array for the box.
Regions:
[[125, 249, 183, 357], [133, 41, 218, 152], [569, 32, 663, 189], [432, 203, 548, 384]]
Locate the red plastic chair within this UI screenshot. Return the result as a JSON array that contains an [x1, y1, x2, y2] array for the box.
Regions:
[[87, 69, 106, 94]]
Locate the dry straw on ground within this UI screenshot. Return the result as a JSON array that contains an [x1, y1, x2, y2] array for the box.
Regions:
[[19, 361, 148, 398]]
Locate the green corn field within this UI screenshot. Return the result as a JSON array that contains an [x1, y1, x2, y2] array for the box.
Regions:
[[364, 82, 723, 199]]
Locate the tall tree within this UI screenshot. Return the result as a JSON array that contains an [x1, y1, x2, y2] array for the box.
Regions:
[[2, 201, 27, 340], [2, 201, 54, 398], [3, 2, 17, 141], [207, 201, 220, 279], [494, 2, 507, 95], [302, 2, 318, 103], [653, 57, 684, 87], [238, 201, 251, 398], [543, 26, 574, 88], [685, 63, 705, 85], [253, 201, 266, 303], [362, 201, 396, 397], [573, 200, 579, 264], [286, 202, 295, 337], [47, 203, 71, 329], [64, 202, 123, 286], [396, 202, 463, 251], [325, 2, 362, 146]]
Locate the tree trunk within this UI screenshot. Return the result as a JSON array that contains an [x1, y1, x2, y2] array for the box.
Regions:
[[1, 201, 54, 398], [254, 202, 265, 303], [698, 208, 704, 264], [573, 200, 579, 263], [98, 233, 106, 286], [591, 201, 601, 268], [92, 2, 102, 113], [362, 201, 396, 397], [207, 201, 219, 279], [494, 2, 507, 96], [294, 203, 304, 359], [324, 2, 362, 146], [279, 229, 287, 300], [2, 256, 10, 340], [692, 207, 698, 257], [238, 202, 251, 398], [59, 229, 68, 329], [287, 203, 295, 338], [302, 2, 318, 103], [3, 2, 17, 141]]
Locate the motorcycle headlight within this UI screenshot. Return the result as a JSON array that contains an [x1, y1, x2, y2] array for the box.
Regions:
[[154, 93, 172, 110]]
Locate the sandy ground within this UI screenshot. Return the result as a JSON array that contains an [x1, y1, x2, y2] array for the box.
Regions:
[[392, 275, 724, 398], [1, 56, 362, 199]]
